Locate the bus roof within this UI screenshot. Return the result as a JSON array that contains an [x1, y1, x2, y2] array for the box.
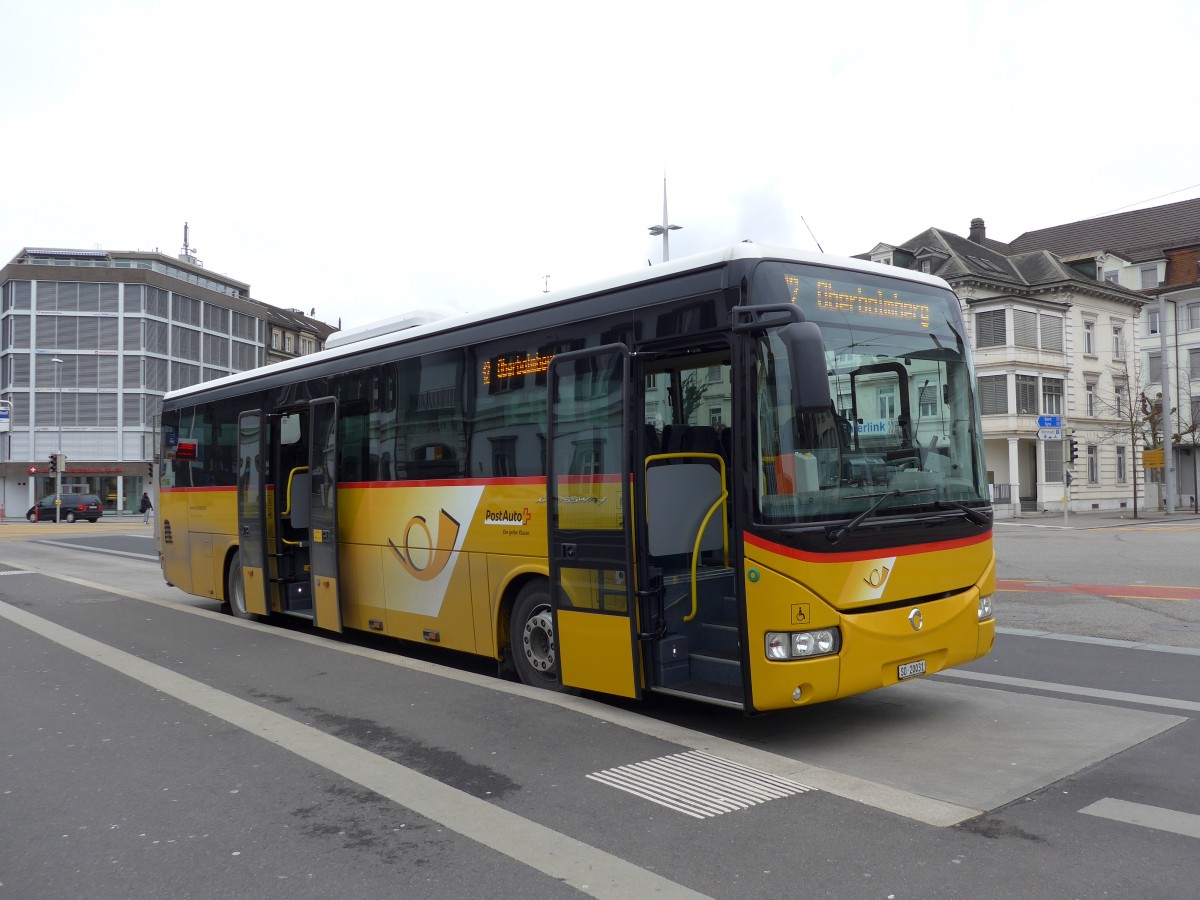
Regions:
[[163, 243, 952, 403]]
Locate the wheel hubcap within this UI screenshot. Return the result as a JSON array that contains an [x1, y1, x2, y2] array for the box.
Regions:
[[521, 606, 555, 673]]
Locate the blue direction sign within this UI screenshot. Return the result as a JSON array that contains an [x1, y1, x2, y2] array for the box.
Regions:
[[1037, 415, 1062, 428]]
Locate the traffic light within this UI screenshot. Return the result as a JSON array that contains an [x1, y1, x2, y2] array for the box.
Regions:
[[148, 461, 154, 478], [1069, 439, 1079, 463], [49, 453, 57, 474]]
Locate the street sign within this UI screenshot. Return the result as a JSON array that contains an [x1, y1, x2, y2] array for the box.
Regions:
[[1037, 415, 1062, 428], [1037, 428, 1062, 441]]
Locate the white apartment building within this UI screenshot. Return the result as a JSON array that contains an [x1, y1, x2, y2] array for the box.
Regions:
[[867, 219, 1147, 517]]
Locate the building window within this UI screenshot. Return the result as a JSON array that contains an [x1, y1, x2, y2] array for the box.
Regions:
[[1083, 320, 1096, 355], [976, 310, 1006, 348], [1148, 308, 1159, 335], [918, 382, 939, 418], [1187, 303, 1200, 331], [878, 387, 896, 419], [1013, 310, 1038, 349], [919, 259, 933, 274], [1085, 382, 1097, 417], [1103, 270, 1119, 283], [1112, 324, 1124, 359], [709, 406, 723, 427], [1190, 348, 1200, 379], [1148, 352, 1162, 384], [1116, 446, 1127, 483], [1040, 314, 1063, 352], [978, 375, 1007, 415], [1087, 445, 1099, 483], [1016, 374, 1037, 416], [271, 329, 281, 350], [1041, 377, 1063, 415], [1139, 266, 1158, 289], [1115, 385, 1127, 419], [285, 334, 294, 353], [1045, 438, 1064, 483]]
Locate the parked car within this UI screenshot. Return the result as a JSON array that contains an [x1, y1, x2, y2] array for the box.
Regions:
[[26, 493, 105, 523]]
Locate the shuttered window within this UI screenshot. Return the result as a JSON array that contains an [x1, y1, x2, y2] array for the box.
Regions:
[[1013, 310, 1038, 349], [1039, 315, 1063, 351], [976, 310, 1005, 347], [978, 374, 1007, 414]]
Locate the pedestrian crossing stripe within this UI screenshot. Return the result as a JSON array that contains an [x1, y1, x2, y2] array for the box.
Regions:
[[587, 750, 814, 819]]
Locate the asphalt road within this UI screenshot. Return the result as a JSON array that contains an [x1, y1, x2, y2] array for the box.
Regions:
[[1, 521, 1197, 899]]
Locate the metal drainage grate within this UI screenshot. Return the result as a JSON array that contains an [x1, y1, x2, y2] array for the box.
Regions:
[[0, 571, 36, 576], [587, 750, 814, 819]]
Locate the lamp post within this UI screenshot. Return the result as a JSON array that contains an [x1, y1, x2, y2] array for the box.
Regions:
[[648, 175, 681, 263], [53, 357, 63, 524]]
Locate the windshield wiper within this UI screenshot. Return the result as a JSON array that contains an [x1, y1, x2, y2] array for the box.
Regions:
[[935, 499, 991, 526], [826, 488, 933, 544]]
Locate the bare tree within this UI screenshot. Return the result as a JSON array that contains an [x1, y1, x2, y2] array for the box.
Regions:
[[1091, 354, 1172, 518]]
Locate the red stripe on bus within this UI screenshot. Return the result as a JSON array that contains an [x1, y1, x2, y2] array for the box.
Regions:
[[744, 529, 991, 563]]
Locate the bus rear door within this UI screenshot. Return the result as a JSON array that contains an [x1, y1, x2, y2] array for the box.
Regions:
[[547, 345, 641, 699]]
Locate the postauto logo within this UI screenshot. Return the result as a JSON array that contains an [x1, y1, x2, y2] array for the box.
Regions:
[[483, 507, 532, 526]]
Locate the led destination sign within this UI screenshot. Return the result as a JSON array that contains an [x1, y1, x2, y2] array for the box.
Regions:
[[482, 351, 554, 388], [784, 273, 931, 329]]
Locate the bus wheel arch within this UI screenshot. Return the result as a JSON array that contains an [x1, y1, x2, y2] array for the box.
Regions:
[[506, 577, 574, 692], [224, 548, 261, 621]]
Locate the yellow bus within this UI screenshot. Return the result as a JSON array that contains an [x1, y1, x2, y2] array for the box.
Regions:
[[158, 244, 994, 712]]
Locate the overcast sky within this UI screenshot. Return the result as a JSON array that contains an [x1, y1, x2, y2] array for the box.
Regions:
[[3, 0, 1198, 331]]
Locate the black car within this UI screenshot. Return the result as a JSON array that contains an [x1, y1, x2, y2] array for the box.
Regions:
[[26, 493, 105, 523]]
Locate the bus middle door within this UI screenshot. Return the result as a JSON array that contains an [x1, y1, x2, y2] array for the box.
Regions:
[[236, 409, 272, 617], [546, 344, 641, 699]]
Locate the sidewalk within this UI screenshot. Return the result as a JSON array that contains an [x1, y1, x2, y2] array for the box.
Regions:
[[999, 505, 1200, 529]]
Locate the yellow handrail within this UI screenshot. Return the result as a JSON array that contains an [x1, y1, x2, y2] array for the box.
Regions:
[[280, 466, 310, 517], [644, 451, 729, 623]]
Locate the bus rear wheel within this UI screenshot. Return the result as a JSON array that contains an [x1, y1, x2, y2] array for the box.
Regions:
[[226, 551, 259, 620], [509, 581, 571, 691]]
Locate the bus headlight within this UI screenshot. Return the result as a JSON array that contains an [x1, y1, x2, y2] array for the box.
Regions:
[[978, 593, 994, 621], [765, 627, 841, 660]]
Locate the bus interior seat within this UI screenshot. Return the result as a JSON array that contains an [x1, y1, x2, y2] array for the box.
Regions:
[[643, 423, 661, 457], [286, 470, 311, 530]]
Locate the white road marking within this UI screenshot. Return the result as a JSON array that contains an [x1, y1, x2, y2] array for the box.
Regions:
[[936, 669, 1200, 713], [0, 599, 711, 900], [1081, 798, 1200, 840], [588, 750, 814, 819]]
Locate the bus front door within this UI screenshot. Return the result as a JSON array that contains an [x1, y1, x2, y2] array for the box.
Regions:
[[308, 397, 342, 633], [236, 409, 271, 617], [546, 345, 640, 699]]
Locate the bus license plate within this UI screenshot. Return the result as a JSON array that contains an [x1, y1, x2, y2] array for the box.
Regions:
[[898, 659, 926, 680]]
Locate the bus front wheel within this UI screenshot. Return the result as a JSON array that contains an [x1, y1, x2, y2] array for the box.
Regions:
[[509, 581, 571, 691]]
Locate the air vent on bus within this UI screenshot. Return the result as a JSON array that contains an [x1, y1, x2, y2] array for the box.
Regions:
[[325, 310, 448, 348]]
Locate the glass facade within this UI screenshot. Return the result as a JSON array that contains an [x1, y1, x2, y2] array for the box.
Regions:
[[0, 248, 321, 519]]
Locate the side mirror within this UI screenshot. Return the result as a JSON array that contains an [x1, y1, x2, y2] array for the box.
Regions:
[[780, 321, 832, 412]]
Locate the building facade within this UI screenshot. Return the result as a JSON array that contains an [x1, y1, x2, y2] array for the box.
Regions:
[[0, 246, 336, 519], [1008, 198, 1200, 511], [866, 220, 1147, 517]]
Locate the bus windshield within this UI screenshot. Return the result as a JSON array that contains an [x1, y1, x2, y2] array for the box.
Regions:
[[752, 262, 988, 526]]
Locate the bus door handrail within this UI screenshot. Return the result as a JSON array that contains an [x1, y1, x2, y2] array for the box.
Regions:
[[280, 466, 310, 518], [644, 451, 729, 623], [280, 466, 310, 547]]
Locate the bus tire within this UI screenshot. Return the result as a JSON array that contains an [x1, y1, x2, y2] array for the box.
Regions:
[[226, 551, 260, 621], [509, 580, 572, 691]]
